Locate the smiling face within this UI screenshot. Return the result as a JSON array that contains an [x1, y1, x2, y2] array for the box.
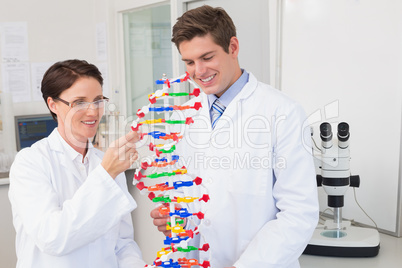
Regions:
[[47, 77, 104, 153], [179, 33, 242, 97]]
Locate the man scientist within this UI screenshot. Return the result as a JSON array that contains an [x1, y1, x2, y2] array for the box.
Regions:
[[151, 5, 319, 268]]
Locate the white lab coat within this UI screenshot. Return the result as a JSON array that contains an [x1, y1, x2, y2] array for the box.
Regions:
[[8, 129, 145, 268], [175, 73, 319, 268]]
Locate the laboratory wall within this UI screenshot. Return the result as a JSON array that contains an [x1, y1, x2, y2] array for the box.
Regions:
[[0, 0, 112, 266], [1, 0, 402, 267], [280, 0, 402, 235], [121, 0, 402, 263]]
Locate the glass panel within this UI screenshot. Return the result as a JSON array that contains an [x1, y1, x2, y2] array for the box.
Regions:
[[123, 4, 172, 118]]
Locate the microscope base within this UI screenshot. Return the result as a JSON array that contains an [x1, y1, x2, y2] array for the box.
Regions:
[[303, 221, 380, 257]]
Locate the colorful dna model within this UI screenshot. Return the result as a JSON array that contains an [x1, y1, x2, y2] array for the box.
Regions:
[[131, 73, 211, 268]]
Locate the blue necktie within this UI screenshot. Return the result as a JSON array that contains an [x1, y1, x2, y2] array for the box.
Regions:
[[211, 99, 226, 129]]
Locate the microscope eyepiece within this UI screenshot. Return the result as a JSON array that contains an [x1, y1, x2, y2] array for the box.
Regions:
[[337, 122, 350, 142], [320, 122, 332, 142]]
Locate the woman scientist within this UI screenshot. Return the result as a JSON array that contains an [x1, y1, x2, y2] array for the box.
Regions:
[[8, 59, 146, 268]]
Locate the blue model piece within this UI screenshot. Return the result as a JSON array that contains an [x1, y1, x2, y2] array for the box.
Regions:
[[173, 181, 194, 190], [149, 106, 174, 112], [164, 235, 189, 245], [169, 207, 192, 218], [155, 157, 168, 163], [159, 259, 180, 268], [148, 131, 166, 139], [171, 155, 180, 161], [155, 79, 166, 85]]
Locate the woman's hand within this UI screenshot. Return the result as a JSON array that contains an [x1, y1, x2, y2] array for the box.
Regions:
[[150, 203, 187, 237], [101, 131, 139, 179], [150, 204, 171, 237]]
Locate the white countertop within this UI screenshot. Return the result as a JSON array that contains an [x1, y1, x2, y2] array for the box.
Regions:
[[300, 233, 402, 268]]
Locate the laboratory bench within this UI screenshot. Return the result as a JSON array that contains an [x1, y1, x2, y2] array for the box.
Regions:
[[300, 232, 402, 268]]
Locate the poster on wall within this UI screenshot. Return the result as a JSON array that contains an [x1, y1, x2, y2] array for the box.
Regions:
[[96, 22, 108, 61], [97, 62, 110, 98], [31, 62, 53, 101], [1, 62, 31, 102], [0, 22, 29, 62]]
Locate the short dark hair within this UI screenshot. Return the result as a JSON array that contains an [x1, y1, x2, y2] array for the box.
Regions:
[[171, 5, 236, 53], [41, 59, 103, 121]]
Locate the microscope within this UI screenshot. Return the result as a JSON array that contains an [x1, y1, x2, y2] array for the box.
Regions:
[[304, 122, 380, 257]]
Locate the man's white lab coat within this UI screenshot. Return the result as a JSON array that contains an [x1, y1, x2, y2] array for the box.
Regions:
[[175, 73, 319, 268], [8, 129, 145, 268]]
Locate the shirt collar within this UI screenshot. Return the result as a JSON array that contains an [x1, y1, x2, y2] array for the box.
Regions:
[[55, 129, 93, 162], [208, 69, 249, 110]]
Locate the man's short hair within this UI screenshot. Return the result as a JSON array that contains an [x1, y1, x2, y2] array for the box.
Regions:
[[171, 5, 237, 53]]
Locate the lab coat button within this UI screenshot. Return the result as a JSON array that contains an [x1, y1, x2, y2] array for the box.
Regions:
[[204, 219, 211, 226]]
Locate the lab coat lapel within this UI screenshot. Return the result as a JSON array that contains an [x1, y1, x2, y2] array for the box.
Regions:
[[48, 129, 83, 184], [199, 94, 213, 131], [89, 147, 103, 170], [212, 73, 259, 131]]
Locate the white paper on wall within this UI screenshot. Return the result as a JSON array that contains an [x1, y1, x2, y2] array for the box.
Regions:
[[0, 22, 29, 62], [1, 62, 31, 102], [30, 62, 53, 101]]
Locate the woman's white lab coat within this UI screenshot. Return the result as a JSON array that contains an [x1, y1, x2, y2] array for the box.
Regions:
[[8, 129, 145, 268], [176, 73, 319, 268]]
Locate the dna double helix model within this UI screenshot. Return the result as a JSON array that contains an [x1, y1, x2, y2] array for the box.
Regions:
[[131, 73, 211, 268]]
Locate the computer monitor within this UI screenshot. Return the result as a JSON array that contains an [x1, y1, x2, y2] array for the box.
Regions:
[[15, 114, 58, 151]]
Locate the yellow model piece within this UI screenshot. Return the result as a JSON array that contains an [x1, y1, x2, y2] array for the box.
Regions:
[[157, 248, 171, 258], [177, 196, 198, 203], [140, 118, 163, 125], [166, 224, 185, 234]]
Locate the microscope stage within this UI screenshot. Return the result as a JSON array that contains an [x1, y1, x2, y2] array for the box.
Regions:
[[303, 222, 380, 257]]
